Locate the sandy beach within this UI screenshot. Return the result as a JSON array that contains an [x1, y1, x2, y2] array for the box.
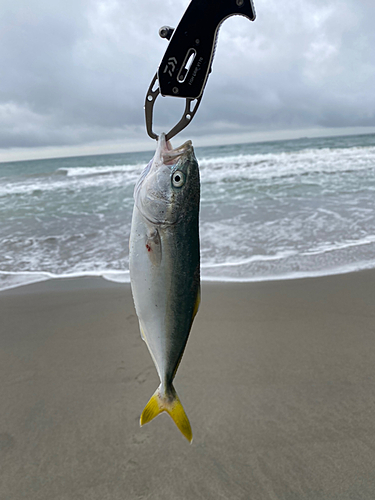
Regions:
[[1, 270, 375, 499]]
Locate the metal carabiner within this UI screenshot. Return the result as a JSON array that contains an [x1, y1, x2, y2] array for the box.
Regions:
[[144, 0, 256, 141]]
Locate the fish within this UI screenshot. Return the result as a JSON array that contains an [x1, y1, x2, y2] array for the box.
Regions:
[[129, 133, 200, 442]]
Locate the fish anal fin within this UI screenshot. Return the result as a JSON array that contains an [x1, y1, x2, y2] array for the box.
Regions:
[[139, 322, 146, 341], [140, 385, 192, 443]]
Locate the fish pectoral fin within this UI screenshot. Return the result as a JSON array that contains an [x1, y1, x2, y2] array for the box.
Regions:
[[145, 227, 162, 266], [140, 385, 192, 443]]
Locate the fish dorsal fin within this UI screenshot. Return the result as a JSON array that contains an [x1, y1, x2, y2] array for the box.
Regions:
[[145, 227, 162, 265]]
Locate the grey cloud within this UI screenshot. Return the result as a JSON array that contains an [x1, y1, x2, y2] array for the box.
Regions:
[[1, 0, 375, 152]]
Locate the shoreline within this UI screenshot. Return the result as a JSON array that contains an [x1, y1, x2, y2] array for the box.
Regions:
[[2, 259, 375, 293]]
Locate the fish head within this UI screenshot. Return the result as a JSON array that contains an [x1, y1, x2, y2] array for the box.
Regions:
[[135, 133, 200, 225]]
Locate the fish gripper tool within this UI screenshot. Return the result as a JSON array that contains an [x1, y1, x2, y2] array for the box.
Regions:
[[145, 0, 256, 141]]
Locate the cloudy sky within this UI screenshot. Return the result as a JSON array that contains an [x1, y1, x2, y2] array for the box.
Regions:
[[1, 0, 375, 160]]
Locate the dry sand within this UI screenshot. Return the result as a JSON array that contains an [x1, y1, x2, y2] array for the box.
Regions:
[[1, 270, 375, 499]]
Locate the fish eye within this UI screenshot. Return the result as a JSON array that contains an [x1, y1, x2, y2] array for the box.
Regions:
[[172, 170, 185, 188]]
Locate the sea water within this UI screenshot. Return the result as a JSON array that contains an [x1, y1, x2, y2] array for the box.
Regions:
[[1, 133, 375, 290]]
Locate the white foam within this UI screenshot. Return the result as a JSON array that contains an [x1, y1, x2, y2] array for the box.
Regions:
[[59, 163, 144, 177], [102, 271, 130, 284], [201, 259, 375, 283], [201, 250, 297, 268], [0, 166, 141, 197], [199, 146, 375, 183], [0, 272, 52, 291], [301, 234, 375, 256], [0, 270, 130, 292]]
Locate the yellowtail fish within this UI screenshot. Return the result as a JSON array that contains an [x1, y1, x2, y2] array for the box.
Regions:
[[129, 133, 200, 442]]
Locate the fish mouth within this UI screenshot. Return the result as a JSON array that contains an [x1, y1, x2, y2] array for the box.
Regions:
[[156, 133, 193, 166]]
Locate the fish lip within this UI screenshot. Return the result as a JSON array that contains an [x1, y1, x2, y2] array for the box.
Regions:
[[155, 133, 193, 167]]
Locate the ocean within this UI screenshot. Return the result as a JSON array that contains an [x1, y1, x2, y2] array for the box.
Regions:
[[1, 133, 375, 291]]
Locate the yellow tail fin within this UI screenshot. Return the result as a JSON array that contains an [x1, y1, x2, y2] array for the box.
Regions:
[[140, 385, 192, 443]]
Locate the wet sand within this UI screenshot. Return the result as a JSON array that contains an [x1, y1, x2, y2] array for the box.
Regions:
[[1, 271, 375, 499]]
